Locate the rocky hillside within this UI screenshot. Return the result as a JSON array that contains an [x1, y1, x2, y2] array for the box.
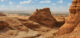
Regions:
[[0, 0, 79, 38]]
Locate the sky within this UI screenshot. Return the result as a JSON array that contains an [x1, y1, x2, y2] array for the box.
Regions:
[[0, 0, 73, 13]]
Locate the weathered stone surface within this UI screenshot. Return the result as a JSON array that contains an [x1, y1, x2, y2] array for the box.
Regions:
[[0, 21, 9, 30], [14, 30, 40, 38], [18, 19, 51, 32], [54, 16, 65, 27], [73, 23, 80, 32], [29, 8, 57, 28], [0, 17, 28, 31], [57, 0, 80, 35], [55, 31, 80, 38]]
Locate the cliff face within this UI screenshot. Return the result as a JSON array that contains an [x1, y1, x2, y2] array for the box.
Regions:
[[57, 0, 80, 35], [29, 8, 57, 28]]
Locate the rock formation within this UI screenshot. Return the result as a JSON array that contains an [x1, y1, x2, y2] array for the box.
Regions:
[[0, 17, 29, 31], [54, 16, 65, 27], [57, 0, 80, 35], [29, 8, 57, 28], [0, 21, 8, 30], [73, 0, 80, 32], [0, 13, 6, 16], [73, 23, 80, 32]]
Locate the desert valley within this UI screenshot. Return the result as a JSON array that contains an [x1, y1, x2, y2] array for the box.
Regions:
[[0, 0, 79, 38]]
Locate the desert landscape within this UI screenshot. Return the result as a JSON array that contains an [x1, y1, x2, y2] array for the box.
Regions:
[[0, 0, 80, 38]]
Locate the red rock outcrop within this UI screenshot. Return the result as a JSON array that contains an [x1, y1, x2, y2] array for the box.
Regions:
[[18, 19, 51, 32], [55, 31, 80, 38], [54, 16, 65, 27], [73, 0, 80, 32], [57, 0, 80, 35], [0, 17, 29, 31], [29, 8, 57, 28], [0, 13, 6, 16], [73, 23, 80, 32], [0, 21, 8, 30]]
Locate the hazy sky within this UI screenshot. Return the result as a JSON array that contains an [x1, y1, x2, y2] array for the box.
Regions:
[[0, 0, 73, 13]]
